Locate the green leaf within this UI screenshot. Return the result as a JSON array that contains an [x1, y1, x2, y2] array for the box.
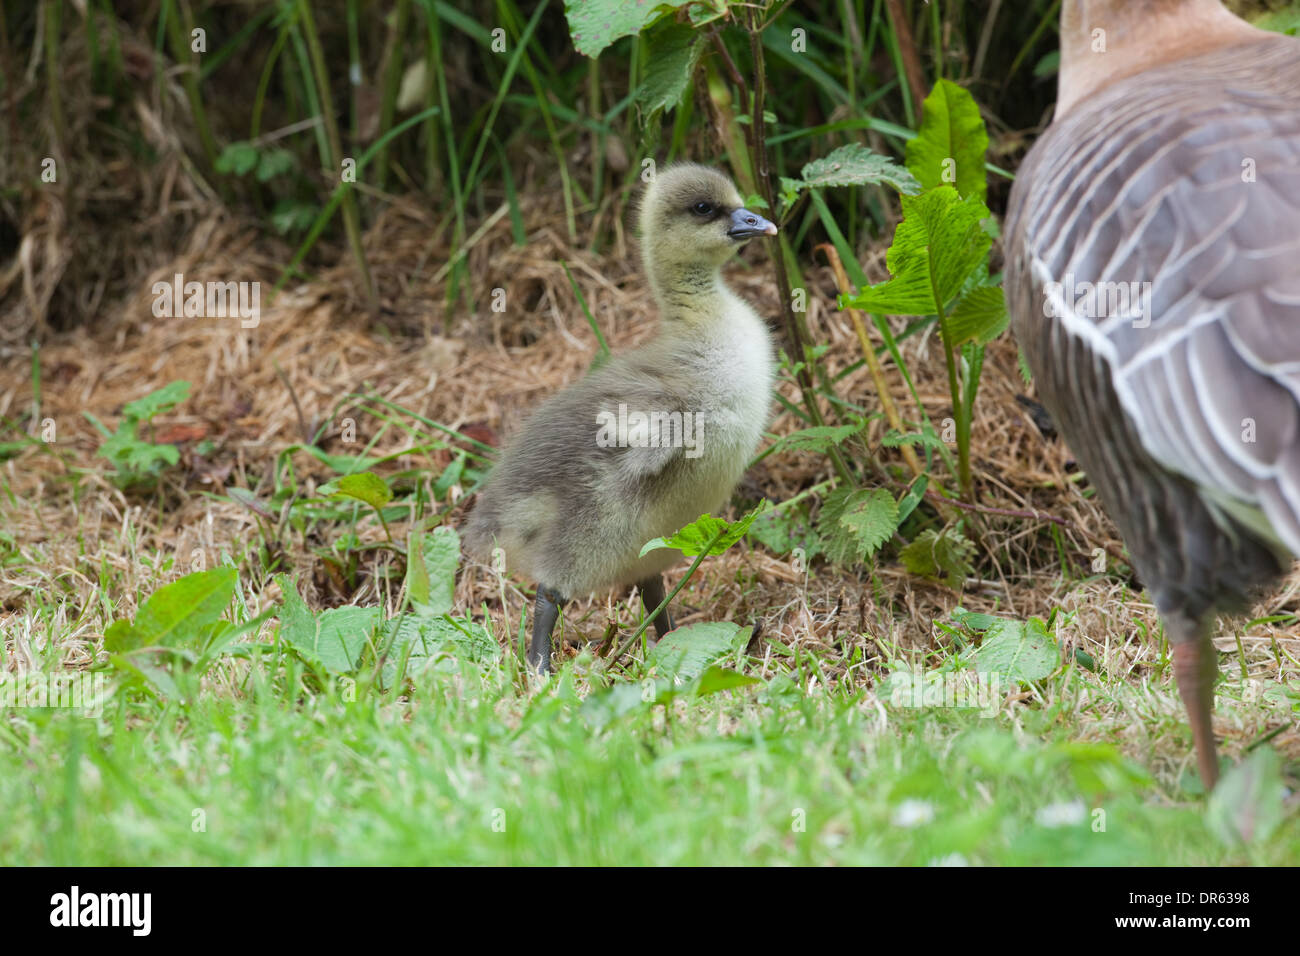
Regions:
[[406, 527, 460, 616], [215, 141, 259, 176], [795, 143, 919, 197], [973, 617, 1057, 683], [817, 487, 899, 564], [640, 501, 770, 558], [648, 621, 749, 681], [905, 78, 990, 201], [255, 148, 295, 182], [378, 613, 499, 687], [107, 568, 239, 654], [837, 488, 899, 558], [694, 665, 761, 697], [563, 0, 691, 58], [637, 20, 702, 118], [947, 286, 1009, 346], [899, 528, 974, 587], [276, 575, 377, 674], [319, 472, 393, 510], [121, 380, 190, 423], [765, 423, 860, 456], [845, 187, 992, 317], [746, 503, 822, 559]]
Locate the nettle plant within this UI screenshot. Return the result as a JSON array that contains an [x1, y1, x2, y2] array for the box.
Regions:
[[562, 2, 1007, 585]]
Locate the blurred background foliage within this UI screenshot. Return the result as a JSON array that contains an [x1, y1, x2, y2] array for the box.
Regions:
[[0, 0, 1296, 338]]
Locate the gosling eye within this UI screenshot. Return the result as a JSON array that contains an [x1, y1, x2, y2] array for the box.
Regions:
[[690, 200, 714, 217]]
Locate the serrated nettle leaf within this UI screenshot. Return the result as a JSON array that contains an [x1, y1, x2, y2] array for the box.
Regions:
[[406, 527, 460, 616], [648, 621, 750, 681], [767, 423, 860, 455], [846, 187, 992, 316], [319, 471, 393, 509], [110, 567, 239, 651], [817, 487, 897, 564], [835, 488, 899, 558], [796, 143, 920, 195], [637, 20, 702, 117], [881, 428, 947, 450], [563, 0, 692, 58], [947, 286, 1008, 346], [905, 78, 990, 201], [972, 618, 1058, 683], [639, 501, 770, 557]]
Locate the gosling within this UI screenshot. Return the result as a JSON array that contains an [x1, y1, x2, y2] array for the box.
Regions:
[[464, 164, 777, 673]]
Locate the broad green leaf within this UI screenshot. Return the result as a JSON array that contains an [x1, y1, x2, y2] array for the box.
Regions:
[[563, 0, 691, 58], [640, 501, 770, 557], [406, 527, 460, 615], [845, 187, 992, 316], [694, 665, 761, 697], [637, 20, 702, 117], [973, 618, 1057, 683], [275, 574, 376, 674], [103, 619, 140, 653], [905, 78, 990, 201], [379, 613, 499, 687], [947, 286, 1009, 346], [108, 568, 238, 651], [319, 471, 393, 510], [648, 621, 750, 681]]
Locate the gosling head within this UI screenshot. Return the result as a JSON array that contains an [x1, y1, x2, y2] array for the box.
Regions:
[[638, 164, 777, 300]]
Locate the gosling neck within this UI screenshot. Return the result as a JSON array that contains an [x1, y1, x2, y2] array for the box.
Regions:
[[1057, 0, 1262, 117], [646, 257, 732, 327]]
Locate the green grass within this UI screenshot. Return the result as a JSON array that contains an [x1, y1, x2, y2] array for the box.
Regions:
[[3, 606, 1296, 866]]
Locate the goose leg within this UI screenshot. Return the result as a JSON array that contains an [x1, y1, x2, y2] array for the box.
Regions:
[[638, 575, 674, 639], [529, 586, 565, 674], [1168, 614, 1220, 790]]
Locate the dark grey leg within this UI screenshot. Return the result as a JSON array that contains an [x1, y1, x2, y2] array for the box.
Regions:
[[638, 575, 674, 639], [529, 586, 565, 674]]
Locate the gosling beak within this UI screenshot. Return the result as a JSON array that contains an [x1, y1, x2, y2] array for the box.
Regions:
[[727, 208, 778, 241]]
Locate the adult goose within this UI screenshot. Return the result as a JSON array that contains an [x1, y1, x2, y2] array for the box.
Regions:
[[1006, 0, 1300, 787], [465, 164, 777, 673]]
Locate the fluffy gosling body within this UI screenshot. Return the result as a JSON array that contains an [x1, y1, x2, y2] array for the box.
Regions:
[[464, 164, 777, 672]]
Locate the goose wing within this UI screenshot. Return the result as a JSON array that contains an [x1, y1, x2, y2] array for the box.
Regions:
[[1008, 36, 1300, 553]]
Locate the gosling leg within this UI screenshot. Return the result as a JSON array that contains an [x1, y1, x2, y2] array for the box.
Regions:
[[529, 585, 565, 674], [1168, 614, 1220, 790], [638, 575, 674, 639]]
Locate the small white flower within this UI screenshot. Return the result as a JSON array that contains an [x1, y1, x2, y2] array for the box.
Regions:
[[892, 799, 935, 828]]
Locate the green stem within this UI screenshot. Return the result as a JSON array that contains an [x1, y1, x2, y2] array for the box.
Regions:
[[607, 528, 727, 668]]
